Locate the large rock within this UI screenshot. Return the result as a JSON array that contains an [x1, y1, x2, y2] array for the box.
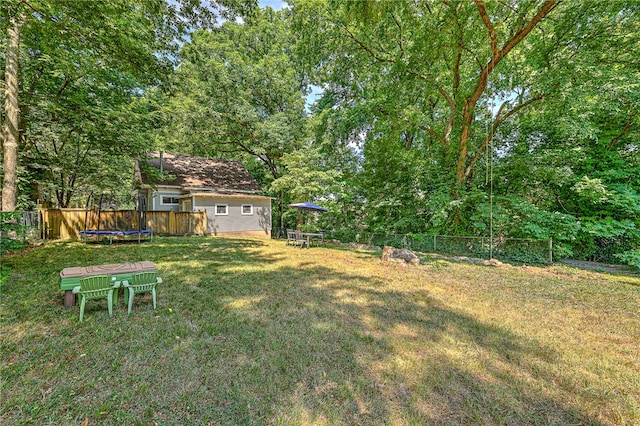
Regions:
[[381, 246, 420, 265], [349, 243, 382, 251]]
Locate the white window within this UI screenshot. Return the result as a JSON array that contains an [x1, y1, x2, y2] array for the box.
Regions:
[[215, 204, 228, 215], [241, 204, 253, 215], [161, 195, 180, 205]]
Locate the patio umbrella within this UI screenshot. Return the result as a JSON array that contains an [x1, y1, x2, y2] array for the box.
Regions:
[[288, 202, 327, 228], [288, 201, 328, 212]]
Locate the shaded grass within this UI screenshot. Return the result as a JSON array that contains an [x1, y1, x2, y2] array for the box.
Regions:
[[1, 236, 639, 425]]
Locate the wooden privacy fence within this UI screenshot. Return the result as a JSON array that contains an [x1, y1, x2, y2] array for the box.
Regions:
[[40, 208, 207, 240]]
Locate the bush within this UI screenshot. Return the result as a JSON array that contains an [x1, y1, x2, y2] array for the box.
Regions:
[[327, 229, 358, 244], [371, 234, 407, 249], [615, 249, 640, 271], [0, 212, 27, 253]]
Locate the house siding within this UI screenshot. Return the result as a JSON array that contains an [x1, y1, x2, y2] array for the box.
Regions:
[[139, 187, 185, 212], [197, 196, 271, 237]]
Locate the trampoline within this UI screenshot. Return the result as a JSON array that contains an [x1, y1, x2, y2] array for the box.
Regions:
[[79, 229, 154, 244], [80, 191, 153, 244]]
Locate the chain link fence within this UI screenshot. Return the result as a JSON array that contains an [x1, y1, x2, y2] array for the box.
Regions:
[[321, 231, 553, 265]]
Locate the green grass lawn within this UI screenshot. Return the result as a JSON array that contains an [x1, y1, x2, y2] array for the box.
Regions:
[[1, 236, 639, 425]]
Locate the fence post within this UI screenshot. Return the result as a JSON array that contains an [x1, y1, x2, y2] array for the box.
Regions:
[[169, 210, 176, 235], [38, 211, 42, 239], [433, 235, 437, 252], [549, 238, 553, 264], [21, 213, 26, 244], [41, 209, 47, 239]]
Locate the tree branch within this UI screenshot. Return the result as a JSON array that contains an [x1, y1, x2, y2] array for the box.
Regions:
[[378, 106, 447, 147], [475, 0, 498, 59], [439, 87, 456, 144], [391, 13, 404, 55], [456, 0, 557, 187], [464, 94, 544, 180], [22, 0, 90, 40], [607, 115, 635, 150], [341, 24, 395, 64]]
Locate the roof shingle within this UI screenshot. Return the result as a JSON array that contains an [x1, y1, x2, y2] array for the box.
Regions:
[[140, 153, 262, 192]]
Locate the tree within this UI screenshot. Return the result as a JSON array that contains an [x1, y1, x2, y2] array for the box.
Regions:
[[163, 6, 308, 225], [166, 7, 306, 175], [1, 0, 256, 210], [482, 2, 640, 260], [295, 0, 564, 195], [2, 8, 23, 211], [294, 0, 639, 244], [270, 143, 341, 201]]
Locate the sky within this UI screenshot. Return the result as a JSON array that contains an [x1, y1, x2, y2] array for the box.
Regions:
[[258, 0, 287, 11]]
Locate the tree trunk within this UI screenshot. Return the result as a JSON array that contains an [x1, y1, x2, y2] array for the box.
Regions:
[[2, 14, 23, 212], [451, 0, 556, 193]]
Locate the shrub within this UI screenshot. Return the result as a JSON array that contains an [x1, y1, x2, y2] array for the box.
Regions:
[[615, 249, 640, 271], [0, 212, 27, 253]]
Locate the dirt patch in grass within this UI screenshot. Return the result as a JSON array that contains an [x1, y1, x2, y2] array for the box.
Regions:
[[561, 259, 638, 275]]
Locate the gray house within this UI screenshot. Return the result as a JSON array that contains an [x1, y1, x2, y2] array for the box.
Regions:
[[136, 152, 272, 238]]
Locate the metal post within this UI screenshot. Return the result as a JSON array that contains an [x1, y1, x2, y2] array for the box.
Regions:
[[21, 212, 26, 244], [549, 238, 553, 264], [433, 235, 437, 252], [97, 193, 104, 231]]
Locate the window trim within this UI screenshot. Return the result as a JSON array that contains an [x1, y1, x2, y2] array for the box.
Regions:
[[241, 204, 254, 215], [160, 195, 180, 205], [214, 204, 228, 216]]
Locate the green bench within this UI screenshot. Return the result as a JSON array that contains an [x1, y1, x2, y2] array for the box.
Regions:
[[59, 261, 158, 308]]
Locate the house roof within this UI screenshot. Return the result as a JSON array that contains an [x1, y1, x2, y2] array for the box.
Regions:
[[139, 153, 262, 193], [180, 192, 273, 201]]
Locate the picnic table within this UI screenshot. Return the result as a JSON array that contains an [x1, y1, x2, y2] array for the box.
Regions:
[[286, 230, 326, 249], [59, 261, 158, 308], [301, 232, 325, 248]]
